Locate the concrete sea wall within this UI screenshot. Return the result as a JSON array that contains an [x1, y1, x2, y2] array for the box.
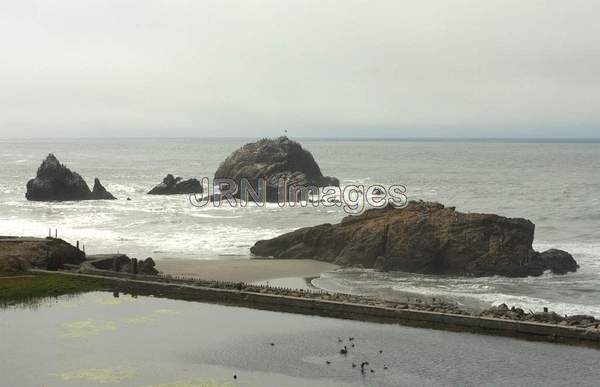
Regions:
[[32, 269, 600, 348]]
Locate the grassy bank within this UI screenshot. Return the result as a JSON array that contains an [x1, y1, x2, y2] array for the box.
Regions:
[[0, 272, 111, 306]]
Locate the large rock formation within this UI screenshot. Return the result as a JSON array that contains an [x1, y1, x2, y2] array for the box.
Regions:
[[214, 136, 339, 201], [26, 154, 116, 201], [0, 237, 85, 271], [251, 201, 578, 277], [147, 174, 203, 195]]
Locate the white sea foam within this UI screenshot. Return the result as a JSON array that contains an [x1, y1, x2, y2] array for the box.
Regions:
[[2, 139, 600, 318]]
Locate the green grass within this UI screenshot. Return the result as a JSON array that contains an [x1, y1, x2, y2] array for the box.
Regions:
[[0, 272, 111, 306]]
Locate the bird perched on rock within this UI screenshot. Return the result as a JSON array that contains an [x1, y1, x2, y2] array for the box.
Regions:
[[340, 346, 348, 355]]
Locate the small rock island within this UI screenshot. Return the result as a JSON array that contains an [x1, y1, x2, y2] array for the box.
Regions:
[[147, 174, 203, 195], [26, 154, 116, 201], [214, 136, 339, 201], [251, 201, 578, 277]]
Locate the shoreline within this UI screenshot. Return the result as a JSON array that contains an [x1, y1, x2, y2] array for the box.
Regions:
[[155, 258, 339, 283], [28, 269, 600, 349]]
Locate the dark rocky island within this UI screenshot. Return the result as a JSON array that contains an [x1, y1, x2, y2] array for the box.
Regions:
[[147, 174, 203, 195], [26, 154, 116, 201], [214, 136, 339, 201], [251, 201, 578, 277]]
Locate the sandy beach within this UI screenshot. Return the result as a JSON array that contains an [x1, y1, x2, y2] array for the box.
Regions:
[[155, 258, 339, 283]]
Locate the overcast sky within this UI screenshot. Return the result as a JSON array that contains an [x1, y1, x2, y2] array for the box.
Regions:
[[0, 0, 598, 138]]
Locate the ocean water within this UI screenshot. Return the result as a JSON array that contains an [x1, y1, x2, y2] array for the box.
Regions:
[[1, 138, 599, 316]]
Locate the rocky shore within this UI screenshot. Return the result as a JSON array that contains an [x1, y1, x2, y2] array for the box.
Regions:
[[150, 274, 598, 331], [0, 236, 85, 271], [32, 268, 600, 340], [480, 303, 598, 328], [251, 201, 578, 277]]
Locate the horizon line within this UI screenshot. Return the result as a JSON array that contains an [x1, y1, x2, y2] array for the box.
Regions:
[[1, 136, 600, 143]]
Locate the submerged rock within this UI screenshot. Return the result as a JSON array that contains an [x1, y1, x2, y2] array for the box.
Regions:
[[0, 236, 85, 271], [26, 154, 116, 201], [250, 201, 579, 277], [147, 174, 203, 195], [214, 136, 339, 202]]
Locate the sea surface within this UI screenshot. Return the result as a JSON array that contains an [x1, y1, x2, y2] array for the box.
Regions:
[[1, 138, 599, 316], [2, 292, 600, 387]]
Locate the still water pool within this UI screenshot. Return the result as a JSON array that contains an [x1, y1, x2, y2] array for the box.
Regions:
[[1, 292, 600, 387]]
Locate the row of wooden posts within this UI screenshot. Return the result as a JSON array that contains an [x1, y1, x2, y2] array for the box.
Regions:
[[48, 228, 85, 253]]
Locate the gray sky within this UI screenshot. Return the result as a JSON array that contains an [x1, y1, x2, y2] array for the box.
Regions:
[[1, 0, 599, 138]]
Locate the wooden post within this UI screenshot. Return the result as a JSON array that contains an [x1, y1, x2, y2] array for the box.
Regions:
[[48, 228, 51, 238], [76, 240, 79, 250], [54, 229, 57, 239]]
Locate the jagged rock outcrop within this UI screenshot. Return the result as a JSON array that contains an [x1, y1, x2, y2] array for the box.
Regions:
[[0, 237, 85, 271], [214, 136, 339, 202], [119, 257, 158, 275], [26, 154, 116, 201], [251, 201, 578, 277], [83, 254, 158, 275], [92, 178, 116, 200], [138, 257, 158, 275], [147, 174, 203, 195]]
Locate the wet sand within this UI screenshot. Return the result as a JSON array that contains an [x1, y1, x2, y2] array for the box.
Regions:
[[155, 258, 339, 282]]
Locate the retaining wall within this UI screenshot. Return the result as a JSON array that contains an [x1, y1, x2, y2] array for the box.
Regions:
[[31, 269, 600, 348]]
